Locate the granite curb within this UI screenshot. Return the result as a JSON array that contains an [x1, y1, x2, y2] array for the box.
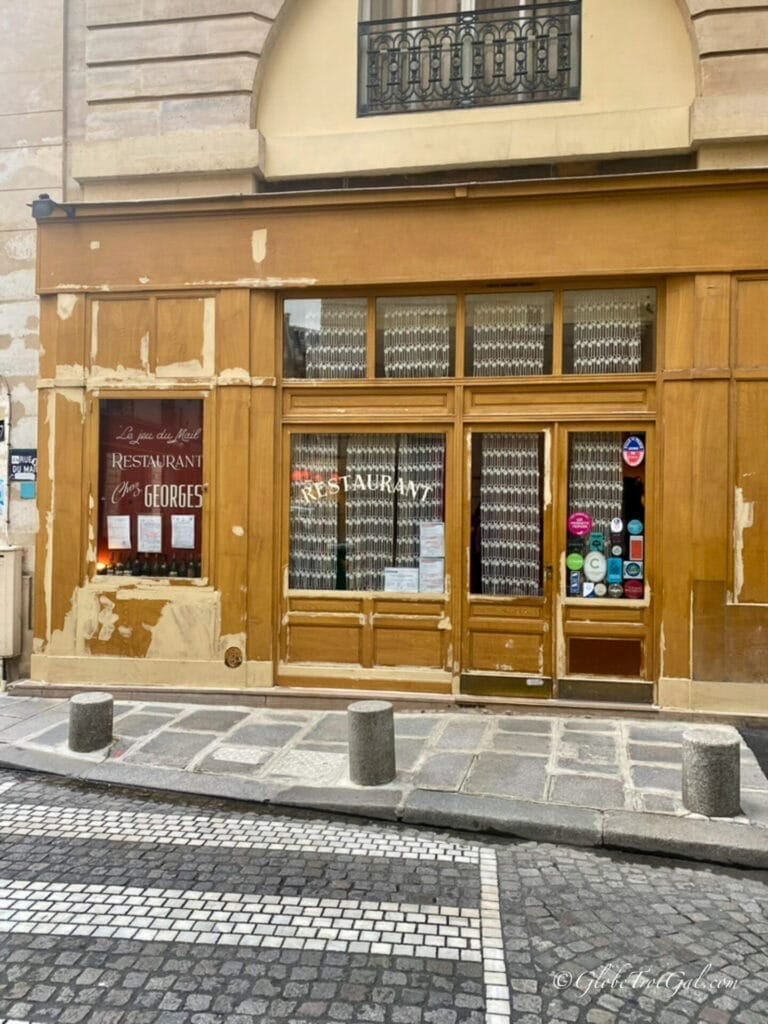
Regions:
[[0, 744, 765, 870]]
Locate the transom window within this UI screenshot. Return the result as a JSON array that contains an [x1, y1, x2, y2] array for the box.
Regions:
[[358, 0, 581, 116], [283, 287, 656, 380]]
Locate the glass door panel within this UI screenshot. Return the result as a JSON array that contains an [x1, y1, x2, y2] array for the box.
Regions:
[[565, 430, 647, 601], [470, 432, 545, 596]]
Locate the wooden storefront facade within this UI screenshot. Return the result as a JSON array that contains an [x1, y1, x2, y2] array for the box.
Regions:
[[31, 170, 768, 717]]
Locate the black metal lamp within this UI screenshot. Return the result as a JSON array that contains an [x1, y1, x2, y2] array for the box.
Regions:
[[28, 193, 76, 219]]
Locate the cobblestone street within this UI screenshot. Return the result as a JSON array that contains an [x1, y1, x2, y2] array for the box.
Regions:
[[0, 768, 765, 1024]]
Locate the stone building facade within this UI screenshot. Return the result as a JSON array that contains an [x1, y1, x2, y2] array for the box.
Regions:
[[2, 0, 768, 713]]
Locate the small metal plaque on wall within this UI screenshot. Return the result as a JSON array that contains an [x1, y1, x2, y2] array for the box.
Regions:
[[10, 449, 37, 481]]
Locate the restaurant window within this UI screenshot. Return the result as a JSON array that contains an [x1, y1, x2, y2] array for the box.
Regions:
[[290, 433, 446, 592], [470, 432, 544, 596], [97, 399, 204, 577], [563, 288, 656, 374], [284, 298, 368, 379], [466, 292, 553, 376], [375, 296, 456, 377], [283, 285, 655, 381], [566, 430, 646, 600]]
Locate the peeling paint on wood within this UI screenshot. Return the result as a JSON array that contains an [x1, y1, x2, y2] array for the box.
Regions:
[[251, 228, 267, 264], [733, 485, 755, 602], [56, 294, 79, 321]]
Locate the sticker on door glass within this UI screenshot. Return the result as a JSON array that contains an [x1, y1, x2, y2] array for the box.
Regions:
[[583, 551, 607, 582], [566, 552, 584, 571], [622, 435, 645, 467], [567, 512, 593, 537]]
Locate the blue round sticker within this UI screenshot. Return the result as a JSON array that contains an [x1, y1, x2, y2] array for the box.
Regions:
[[627, 519, 644, 535]]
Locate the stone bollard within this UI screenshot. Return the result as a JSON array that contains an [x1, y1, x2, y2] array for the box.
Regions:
[[348, 700, 396, 786], [682, 727, 741, 817], [69, 692, 114, 753]]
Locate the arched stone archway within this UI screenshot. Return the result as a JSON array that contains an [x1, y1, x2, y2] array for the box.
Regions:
[[255, 0, 768, 107], [253, 0, 768, 170], [253, 0, 709, 114]]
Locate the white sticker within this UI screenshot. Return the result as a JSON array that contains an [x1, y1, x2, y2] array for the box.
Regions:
[[583, 551, 607, 582]]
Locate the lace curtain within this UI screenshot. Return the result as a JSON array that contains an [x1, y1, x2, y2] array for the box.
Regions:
[[289, 435, 340, 590], [568, 432, 624, 539], [380, 298, 454, 378], [479, 433, 542, 596], [570, 296, 645, 374], [469, 295, 550, 376]]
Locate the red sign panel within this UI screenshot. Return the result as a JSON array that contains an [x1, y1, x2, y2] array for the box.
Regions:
[[98, 399, 203, 572]]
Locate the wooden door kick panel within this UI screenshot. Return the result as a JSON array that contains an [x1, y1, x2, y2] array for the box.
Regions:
[[460, 674, 553, 699], [558, 677, 654, 704]]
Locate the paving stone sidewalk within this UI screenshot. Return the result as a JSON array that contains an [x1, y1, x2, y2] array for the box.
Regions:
[[0, 694, 766, 869]]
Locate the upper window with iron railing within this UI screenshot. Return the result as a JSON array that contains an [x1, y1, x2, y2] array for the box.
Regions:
[[358, 0, 581, 117]]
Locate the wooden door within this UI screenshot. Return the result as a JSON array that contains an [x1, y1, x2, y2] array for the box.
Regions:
[[461, 426, 555, 698], [555, 424, 655, 704]]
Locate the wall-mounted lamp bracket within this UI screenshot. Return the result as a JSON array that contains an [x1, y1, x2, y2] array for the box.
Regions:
[[28, 194, 76, 220]]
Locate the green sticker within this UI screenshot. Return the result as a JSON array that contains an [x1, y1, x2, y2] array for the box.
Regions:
[[566, 552, 584, 571]]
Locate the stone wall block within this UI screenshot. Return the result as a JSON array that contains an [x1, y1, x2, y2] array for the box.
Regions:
[[0, 71, 64, 117], [0, 272, 37, 304], [140, 56, 259, 97], [88, 65, 143, 103], [87, 16, 270, 64], [0, 146, 65, 192], [85, 102, 161, 142], [159, 94, 253, 133], [87, 0, 283, 26], [0, 230, 37, 268], [0, 111, 64, 149], [687, 0, 768, 14], [696, 11, 768, 55], [701, 53, 768, 96], [0, 0, 65, 74], [150, 0, 283, 20]]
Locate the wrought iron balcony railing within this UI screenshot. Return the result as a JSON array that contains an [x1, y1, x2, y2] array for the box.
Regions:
[[358, 1, 580, 117]]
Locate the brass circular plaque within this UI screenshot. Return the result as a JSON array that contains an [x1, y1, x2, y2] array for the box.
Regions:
[[224, 647, 243, 669]]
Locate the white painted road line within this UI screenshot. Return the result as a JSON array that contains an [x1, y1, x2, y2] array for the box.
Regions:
[[0, 878, 482, 960], [0, 800, 479, 863], [479, 849, 512, 1024]]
